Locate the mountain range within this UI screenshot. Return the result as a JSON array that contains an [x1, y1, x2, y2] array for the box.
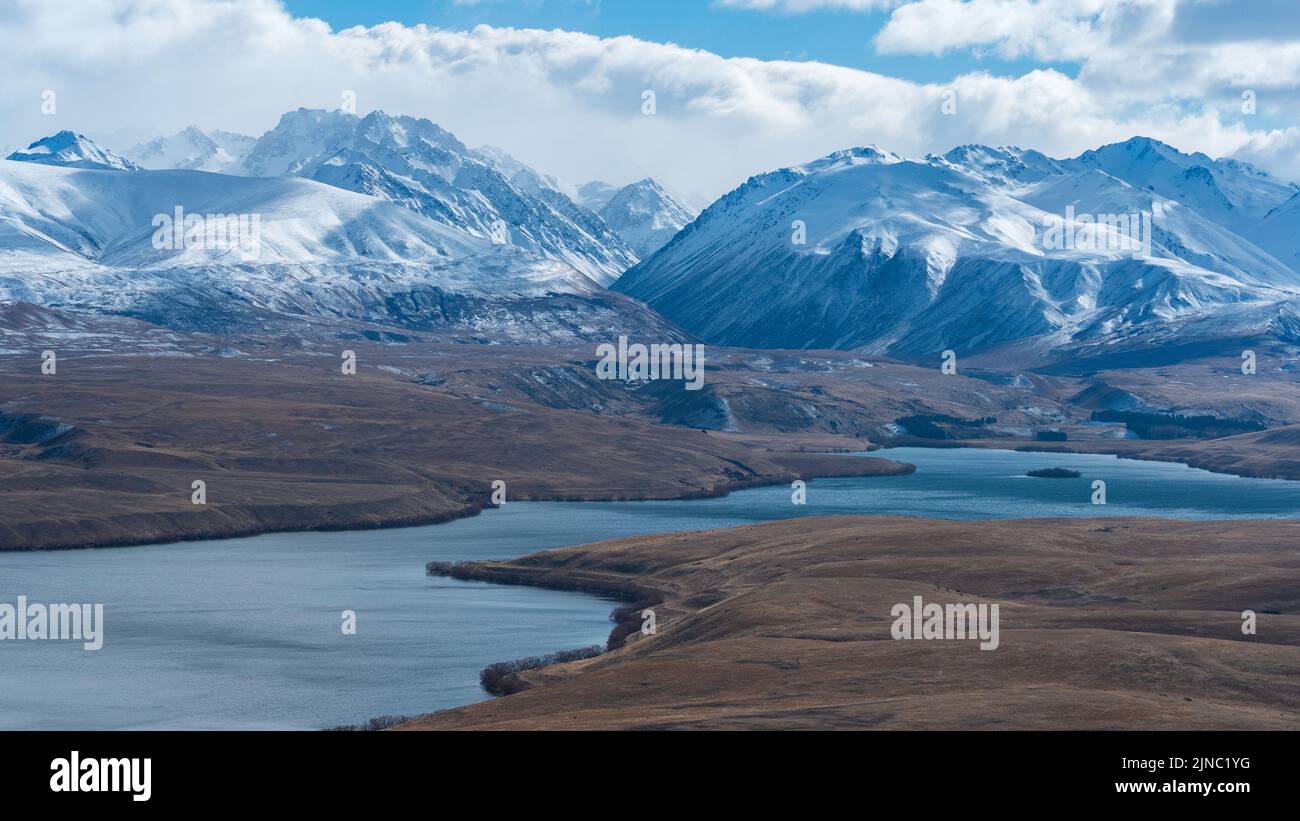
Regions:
[[121, 113, 695, 278], [0, 116, 693, 340], [4, 120, 1299, 365], [616, 138, 1300, 362], [234, 109, 639, 285], [0, 140, 672, 341]]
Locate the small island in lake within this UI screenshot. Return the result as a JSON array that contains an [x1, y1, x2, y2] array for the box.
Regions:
[[1027, 467, 1082, 478]]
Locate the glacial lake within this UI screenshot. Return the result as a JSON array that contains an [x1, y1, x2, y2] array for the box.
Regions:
[[2, 446, 1298, 730]]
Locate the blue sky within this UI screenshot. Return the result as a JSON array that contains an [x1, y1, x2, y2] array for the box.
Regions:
[[284, 0, 1064, 83]]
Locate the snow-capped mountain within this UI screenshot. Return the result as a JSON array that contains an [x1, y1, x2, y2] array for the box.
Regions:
[[127, 127, 256, 174], [6, 131, 142, 171], [594, 179, 695, 258], [0, 157, 672, 341], [239, 108, 359, 177], [1067, 138, 1296, 231], [615, 138, 1300, 360], [237, 109, 638, 285], [10, 120, 1294, 360]]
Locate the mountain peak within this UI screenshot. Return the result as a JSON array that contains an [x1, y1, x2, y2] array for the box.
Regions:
[[7, 131, 141, 171], [1075, 135, 1189, 168], [240, 108, 362, 177], [1067, 135, 1295, 228], [939, 143, 1063, 183], [267, 107, 361, 136], [820, 146, 900, 166], [598, 177, 696, 259], [1117, 135, 1178, 152], [355, 110, 466, 153], [625, 177, 667, 194]]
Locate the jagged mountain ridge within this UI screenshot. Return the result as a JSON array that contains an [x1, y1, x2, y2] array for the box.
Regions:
[[237, 109, 638, 285], [109, 113, 700, 278]]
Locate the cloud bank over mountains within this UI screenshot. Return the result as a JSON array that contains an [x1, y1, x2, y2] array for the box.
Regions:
[[1, 0, 1298, 203]]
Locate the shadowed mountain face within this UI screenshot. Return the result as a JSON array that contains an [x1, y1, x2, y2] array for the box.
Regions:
[[615, 139, 1300, 363]]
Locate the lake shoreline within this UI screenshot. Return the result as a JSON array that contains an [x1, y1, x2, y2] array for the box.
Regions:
[[10, 429, 1298, 554], [0, 453, 915, 553]]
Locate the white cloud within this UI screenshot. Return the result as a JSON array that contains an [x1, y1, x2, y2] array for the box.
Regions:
[[876, 1, 1300, 94], [875, 0, 1118, 60], [1, 0, 1298, 205]]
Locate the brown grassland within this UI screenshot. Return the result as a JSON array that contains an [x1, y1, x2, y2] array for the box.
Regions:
[[0, 352, 908, 550], [406, 516, 1300, 730]]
